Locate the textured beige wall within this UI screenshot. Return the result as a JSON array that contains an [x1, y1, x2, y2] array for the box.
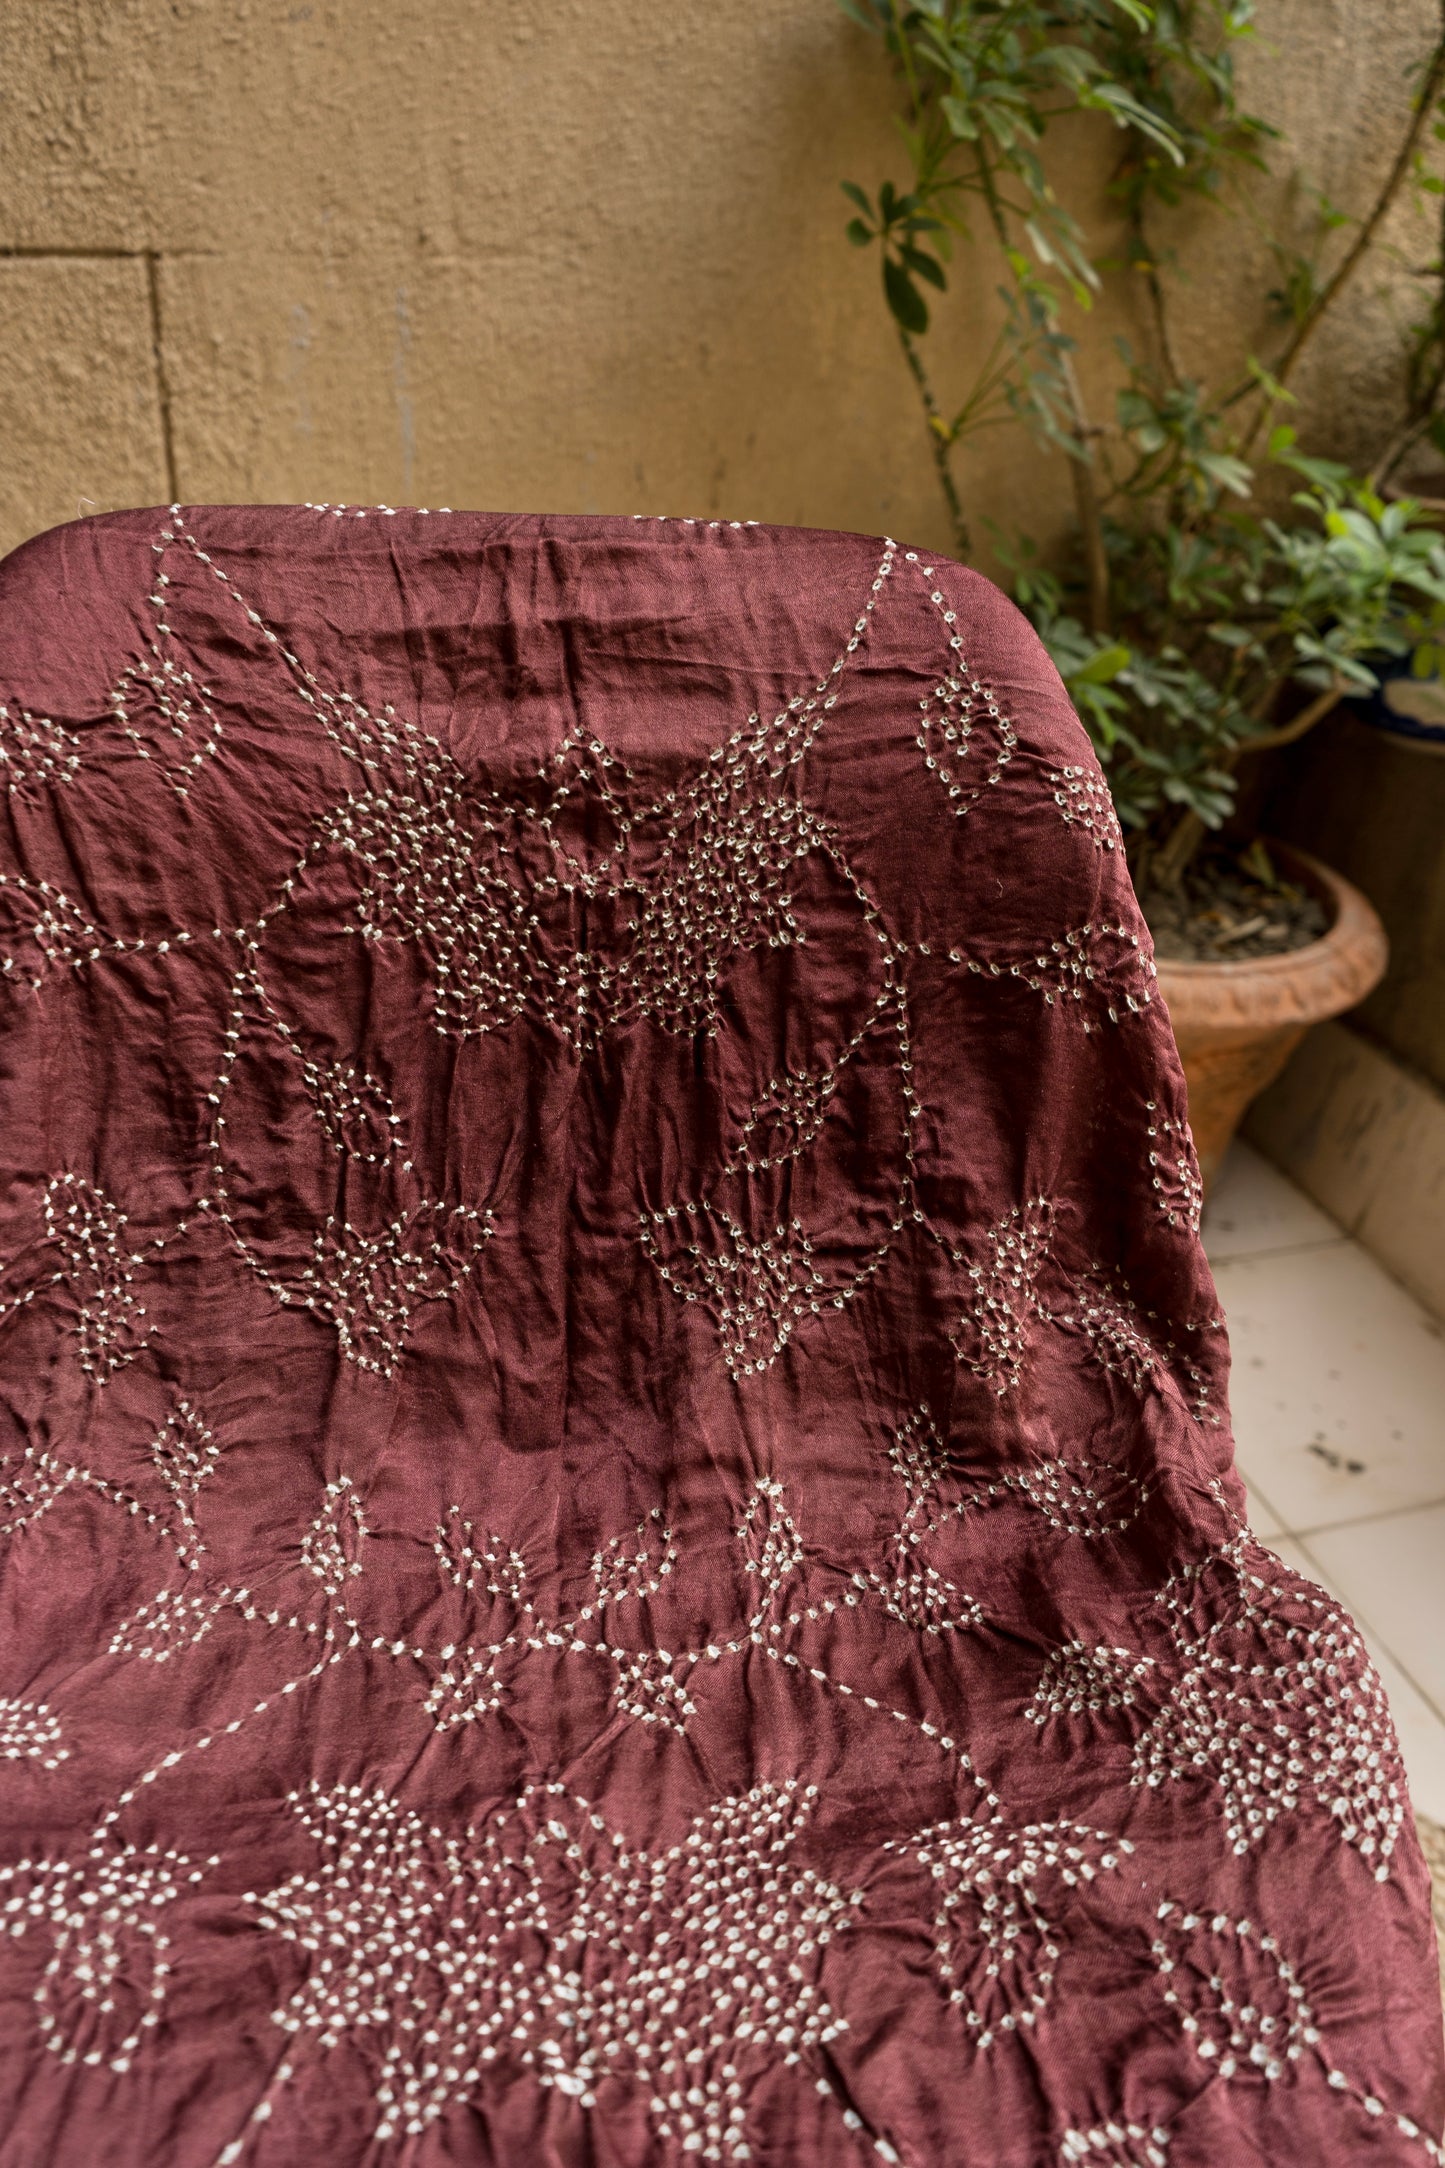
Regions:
[[0, 0, 1439, 566]]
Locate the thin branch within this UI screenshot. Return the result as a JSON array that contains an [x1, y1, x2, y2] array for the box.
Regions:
[[144, 251, 181, 505], [899, 331, 972, 557], [1131, 206, 1187, 393], [1239, 27, 1445, 450], [1238, 678, 1345, 753], [1058, 353, 1112, 634], [976, 143, 1111, 629], [1367, 402, 1442, 492], [1149, 809, 1206, 893], [1147, 679, 1347, 892]]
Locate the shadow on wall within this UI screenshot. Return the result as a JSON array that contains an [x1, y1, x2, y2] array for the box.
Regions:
[[0, 1, 1436, 568], [1257, 710, 1445, 1094]]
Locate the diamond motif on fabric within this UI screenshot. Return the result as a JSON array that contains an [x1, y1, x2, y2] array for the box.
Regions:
[[0, 702, 82, 794], [1027, 1642, 1154, 1725], [287, 1202, 493, 1376], [963, 921, 1156, 1030], [951, 1198, 1056, 1395], [424, 1646, 507, 1731], [0, 1835, 210, 2073], [642, 1203, 827, 1377], [231, 1776, 862, 2161], [1145, 1103, 1204, 1234], [737, 1477, 805, 1599], [150, 1400, 219, 1503], [1009, 1456, 1151, 1537], [726, 1061, 834, 1174], [3, 879, 107, 991], [295, 1047, 404, 1164], [1152, 1903, 1315, 2083], [0, 1447, 73, 1535], [588, 1507, 677, 1613], [43, 1174, 154, 1381], [916, 666, 1019, 817], [299, 1475, 368, 1596], [887, 1805, 1130, 2048], [147, 1398, 219, 1562], [873, 1550, 983, 1636], [433, 1509, 526, 1598], [109, 646, 222, 798], [889, 1405, 951, 1496], [0, 1694, 69, 1768], [1132, 1540, 1408, 1875], [1053, 1270, 1159, 1393], [1047, 764, 1123, 853], [108, 1586, 227, 1664], [611, 1650, 699, 1734], [910, 560, 1019, 820]]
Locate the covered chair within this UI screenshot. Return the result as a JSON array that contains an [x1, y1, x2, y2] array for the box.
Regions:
[[0, 505, 1439, 2166]]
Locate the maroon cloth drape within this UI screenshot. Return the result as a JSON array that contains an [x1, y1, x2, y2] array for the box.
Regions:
[[0, 506, 1439, 2167]]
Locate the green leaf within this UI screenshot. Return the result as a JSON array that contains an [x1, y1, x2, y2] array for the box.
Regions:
[[884, 255, 929, 334], [980, 103, 1019, 153], [1196, 451, 1254, 497], [1249, 355, 1297, 408], [901, 244, 946, 290], [1071, 642, 1133, 685], [939, 93, 979, 141], [841, 181, 873, 215], [835, 0, 880, 30], [847, 218, 874, 248], [1083, 82, 1187, 165]]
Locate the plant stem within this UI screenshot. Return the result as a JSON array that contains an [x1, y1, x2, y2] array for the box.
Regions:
[[976, 144, 1110, 628], [899, 331, 972, 557], [1148, 679, 1346, 893], [1149, 809, 1205, 894], [1240, 26, 1445, 451], [1059, 354, 1112, 634], [1130, 202, 1186, 392], [1240, 678, 1345, 753], [1369, 402, 1443, 493]]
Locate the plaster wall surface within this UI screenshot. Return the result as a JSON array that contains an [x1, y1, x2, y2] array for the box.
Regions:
[[0, 1, 1438, 565]]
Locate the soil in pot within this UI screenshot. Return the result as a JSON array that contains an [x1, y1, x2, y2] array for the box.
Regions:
[[1141, 841, 1388, 1196], [1141, 841, 1329, 963]]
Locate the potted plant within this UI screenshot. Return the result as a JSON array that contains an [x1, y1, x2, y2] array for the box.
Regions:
[[838, 0, 1445, 1185]]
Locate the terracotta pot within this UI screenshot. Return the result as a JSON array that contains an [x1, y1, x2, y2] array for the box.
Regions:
[[1153, 844, 1388, 1194]]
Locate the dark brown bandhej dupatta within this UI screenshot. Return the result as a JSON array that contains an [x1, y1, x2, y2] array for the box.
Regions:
[[0, 506, 1439, 2167]]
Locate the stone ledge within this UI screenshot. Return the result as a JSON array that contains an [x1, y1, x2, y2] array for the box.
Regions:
[[1245, 1018, 1445, 1323]]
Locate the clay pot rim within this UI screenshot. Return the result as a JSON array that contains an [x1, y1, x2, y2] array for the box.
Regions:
[[1152, 841, 1368, 981], [1153, 841, 1388, 1043]]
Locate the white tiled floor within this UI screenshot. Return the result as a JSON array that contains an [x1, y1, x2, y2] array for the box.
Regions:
[[1206, 1142, 1445, 1820]]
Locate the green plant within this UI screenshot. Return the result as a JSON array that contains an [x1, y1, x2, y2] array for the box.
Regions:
[[839, 0, 1445, 889]]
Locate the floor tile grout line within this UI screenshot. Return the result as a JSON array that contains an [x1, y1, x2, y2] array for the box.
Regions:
[[1283, 1493, 1445, 1541], [1204, 1232, 1351, 1268], [1238, 1467, 1288, 1541], [1284, 1529, 1445, 1736]]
